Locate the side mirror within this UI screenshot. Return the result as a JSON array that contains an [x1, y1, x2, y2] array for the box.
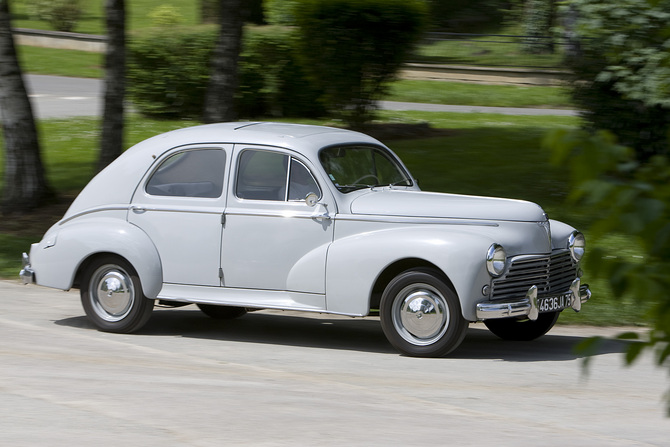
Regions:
[[305, 193, 319, 207]]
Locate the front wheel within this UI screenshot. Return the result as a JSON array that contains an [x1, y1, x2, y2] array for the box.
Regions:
[[80, 256, 154, 333], [380, 268, 468, 357], [484, 311, 559, 341]]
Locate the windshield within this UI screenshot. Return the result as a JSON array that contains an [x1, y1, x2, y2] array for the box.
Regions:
[[319, 145, 413, 193]]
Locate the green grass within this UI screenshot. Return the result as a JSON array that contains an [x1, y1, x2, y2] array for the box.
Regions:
[[10, 0, 199, 34], [414, 35, 565, 69], [18, 45, 103, 78], [388, 80, 574, 109], [0, 111, 650, 327]]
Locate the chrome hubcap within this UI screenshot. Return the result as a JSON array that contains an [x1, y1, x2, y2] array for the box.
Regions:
[[89, 265, 135, 322], [392, 283, 450, 346]]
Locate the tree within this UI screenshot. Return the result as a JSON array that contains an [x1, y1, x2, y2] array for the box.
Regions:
[[294, 0, 427, 128], [203, 0, 243, 124], [562, 0, 670, 161], [0, 0, 53, 213], [98, 0, 126, 171], [522, 0, 555, 54], [546, 129, 670, 415]]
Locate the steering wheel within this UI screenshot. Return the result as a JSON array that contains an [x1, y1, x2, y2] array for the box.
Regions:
[[352, 174, 380, 185]]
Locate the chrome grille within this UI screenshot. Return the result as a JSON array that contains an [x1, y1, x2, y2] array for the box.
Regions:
[[491, 251, 577, 300]]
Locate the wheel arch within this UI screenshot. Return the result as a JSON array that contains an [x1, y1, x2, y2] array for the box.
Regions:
[[369, 258, 457, 312]]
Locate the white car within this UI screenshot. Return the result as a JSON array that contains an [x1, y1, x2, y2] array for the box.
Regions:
[[20, 122, 590, 357]]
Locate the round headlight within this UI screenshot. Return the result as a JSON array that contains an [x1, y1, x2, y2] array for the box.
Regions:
[[486, 244, 506, 277], [568, 231, 585, 262]]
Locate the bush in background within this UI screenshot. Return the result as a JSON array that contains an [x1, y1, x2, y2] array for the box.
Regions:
[[148, 5, 183, 27], [27, 0, 83, 32], [563, 0, 670, 161], [294, 0, 427, 127], [128, 27, 321, 119], [238, 28, 323, 118], [128, 28, 217, 118]]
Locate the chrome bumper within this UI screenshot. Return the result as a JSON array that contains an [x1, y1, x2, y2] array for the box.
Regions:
[[476, 278, 591, 321], [19, 252, 35, 284]]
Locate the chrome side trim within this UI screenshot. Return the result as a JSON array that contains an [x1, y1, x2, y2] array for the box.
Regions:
[[334, 214, 500, 227], [59, 205, 131, 224], [476, 280, 591, 321]]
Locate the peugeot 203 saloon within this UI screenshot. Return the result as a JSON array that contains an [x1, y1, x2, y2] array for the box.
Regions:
[[20, 122, 590, 357]]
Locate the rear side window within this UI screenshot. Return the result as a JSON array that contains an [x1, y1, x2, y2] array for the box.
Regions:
[[146, 149, 226, 198]]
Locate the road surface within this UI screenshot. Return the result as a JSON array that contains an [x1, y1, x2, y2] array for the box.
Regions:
[[19, 74, 577, 119], [0, 279, 666, 446]]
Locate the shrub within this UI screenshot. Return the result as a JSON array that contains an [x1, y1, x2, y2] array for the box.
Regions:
[[263, 0, 299, 26], [148, 5, 183, 27], [294, 0, 427, 127], [128, 28, 217, 118], [36, 0, 83, 32], [562, 0, 670, 161], [128, 27, 321, 119], [237, 28, 324, 118]]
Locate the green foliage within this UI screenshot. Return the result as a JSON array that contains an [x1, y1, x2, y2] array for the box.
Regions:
[[263, 0, 299, 25], [562, 0, 670, 161], [238, 29, 323, 118], [427, 0, 507, 32], [127, 27, 216, 118], [38, 0, 83, 32], [546, 128, 670, 414], [522, 0, 555, 54], [127, 27, 321, 119], [294, 0, 427, 127], [148, 5, 183, 27]]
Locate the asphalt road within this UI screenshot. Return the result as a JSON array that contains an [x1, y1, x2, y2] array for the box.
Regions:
[[1, 279, 667, 446], [20, 74, 578, 119]]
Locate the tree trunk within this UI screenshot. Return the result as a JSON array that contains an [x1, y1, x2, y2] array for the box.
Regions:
[[203, 0, 243, 124], [0, 0, 53, 214], [98, 0, 126, 171]]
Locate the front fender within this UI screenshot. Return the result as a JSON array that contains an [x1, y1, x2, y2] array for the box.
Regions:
[[326, 224, 497, 320], [31, 215, 163, 298]]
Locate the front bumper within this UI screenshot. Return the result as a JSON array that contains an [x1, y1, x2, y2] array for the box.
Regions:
[[476, 278, 590, 321], [19, 252, 35, 284]]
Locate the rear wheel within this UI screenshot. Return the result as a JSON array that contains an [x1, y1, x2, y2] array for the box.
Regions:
[[380, 268, 468, 357], [484, 311, 559, 341], [80, 256, 154, 333], [197, 304, 247, 320]]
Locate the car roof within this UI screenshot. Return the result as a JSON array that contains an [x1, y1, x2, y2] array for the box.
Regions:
[[62, 122, 385, 220]]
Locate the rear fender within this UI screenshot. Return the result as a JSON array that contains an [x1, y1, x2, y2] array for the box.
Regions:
[[31, 216, 162, 298]]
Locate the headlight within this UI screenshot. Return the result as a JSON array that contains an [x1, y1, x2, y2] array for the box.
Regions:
[[486, 244, 506, 277], [568, 231, 585, 262]]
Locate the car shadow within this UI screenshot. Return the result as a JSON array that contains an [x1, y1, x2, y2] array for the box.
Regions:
[[55, 307, 636, 361]]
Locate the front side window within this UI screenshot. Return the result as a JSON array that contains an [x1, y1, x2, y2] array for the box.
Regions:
[[146, 149, 226, 198], [236, 149, 321, 201], [319, 145, 412, 193]]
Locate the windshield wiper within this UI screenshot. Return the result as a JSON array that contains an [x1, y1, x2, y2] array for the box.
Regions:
[[337, 183, 374, 193]]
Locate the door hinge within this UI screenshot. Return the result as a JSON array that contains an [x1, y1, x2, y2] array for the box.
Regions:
[[221, 213, 226, 225], [218, 268, 224, 279]]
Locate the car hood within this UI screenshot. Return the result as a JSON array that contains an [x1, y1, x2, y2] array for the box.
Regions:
[[349, 190, 546, 222]]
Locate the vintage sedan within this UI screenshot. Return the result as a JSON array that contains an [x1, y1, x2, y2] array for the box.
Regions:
[[20, 122, 590, 357]]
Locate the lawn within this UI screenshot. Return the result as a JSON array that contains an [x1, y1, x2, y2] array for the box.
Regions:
[[10, 0, 199, 34], [0, 111, 650, 327]]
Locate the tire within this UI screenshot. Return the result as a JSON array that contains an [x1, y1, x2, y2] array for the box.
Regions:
[[380, 268, 468, 357], [197, 304, 247, 320], [484, 311, 560, 341], [80, 256, 154, 333]]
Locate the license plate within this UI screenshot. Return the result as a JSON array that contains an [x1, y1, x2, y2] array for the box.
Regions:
[[538, 292, 573, 313]]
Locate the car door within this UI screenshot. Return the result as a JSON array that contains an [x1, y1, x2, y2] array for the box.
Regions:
[[128, 145, 231, 287], [221, 146, 335, 295]]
